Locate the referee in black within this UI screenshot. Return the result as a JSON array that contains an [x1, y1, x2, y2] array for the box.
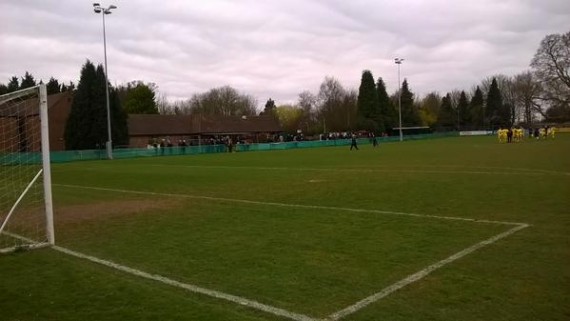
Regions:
[[350, 133, 359, 150]]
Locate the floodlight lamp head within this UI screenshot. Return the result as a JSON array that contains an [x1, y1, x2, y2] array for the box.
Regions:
[[93, 3, 100, 7], [94, 8, 102, 13], [109, 5, 117, 9], [104, 9, 112, 14]]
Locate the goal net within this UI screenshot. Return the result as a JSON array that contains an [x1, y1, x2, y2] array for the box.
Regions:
[[0, 84, 54, 253]]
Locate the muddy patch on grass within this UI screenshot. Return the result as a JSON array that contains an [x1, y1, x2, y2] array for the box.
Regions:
[[54, 199, 183, 227]]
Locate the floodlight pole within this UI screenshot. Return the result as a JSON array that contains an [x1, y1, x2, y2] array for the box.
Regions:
[[395, 58, 404, 142], [94, 3, 117, 159]]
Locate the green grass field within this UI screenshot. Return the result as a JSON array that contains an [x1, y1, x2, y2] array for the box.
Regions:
[[1, 135, 569, 321]]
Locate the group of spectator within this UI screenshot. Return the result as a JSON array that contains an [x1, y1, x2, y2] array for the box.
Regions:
[[145, 130, 392, 155], [147, 135, 258, 154], [147, 138, 189, 155]]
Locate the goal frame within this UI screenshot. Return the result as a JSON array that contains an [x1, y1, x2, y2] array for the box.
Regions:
[[0, 84, 54, 252]]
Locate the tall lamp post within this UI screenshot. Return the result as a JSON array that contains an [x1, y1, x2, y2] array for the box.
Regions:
[[394, 58, 404, 142], [93, 3, 117, 160]]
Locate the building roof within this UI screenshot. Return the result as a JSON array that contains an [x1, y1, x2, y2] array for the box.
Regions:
[[0, 91, 71, 117], [128, 114, 193, 136], [195, 115, 281, 134], [128, 114, 281, 136]]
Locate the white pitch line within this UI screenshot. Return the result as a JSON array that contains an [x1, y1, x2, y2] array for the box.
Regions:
[[54, 184, 524, 226], [325, 223, 529, 321], [51, 184, 532, 320], [0, 231, 50, 254], [52, 245, 316, 321], [2, 231, 314, 320], [347, 164, 570, 176], [143, 164, 569, 177]]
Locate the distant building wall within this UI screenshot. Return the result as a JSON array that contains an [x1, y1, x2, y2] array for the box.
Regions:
[[0, 118, 19, 152], [48, 93, 73, 151], [0, 91, 72, 152]]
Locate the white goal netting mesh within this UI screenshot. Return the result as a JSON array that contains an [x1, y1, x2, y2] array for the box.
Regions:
[[0, 85, 52, 253]]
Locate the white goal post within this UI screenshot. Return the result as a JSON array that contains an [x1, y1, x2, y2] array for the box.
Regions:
[[0, 84, 54, 253]]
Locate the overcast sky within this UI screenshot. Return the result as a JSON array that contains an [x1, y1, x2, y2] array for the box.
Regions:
[[1, 0, 569, 107]]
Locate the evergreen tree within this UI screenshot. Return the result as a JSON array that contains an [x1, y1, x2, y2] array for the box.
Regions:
[[261, 98, 276, 116], [20, 71, 36, 89], [470, 86, 485, 128], [65, 61, 102, 150], [110, 87, 129, 146], [457, 91, 470, 129], [498, 100, 512, 127], [486, 78, 507, 128], [0, 84, 7, 95], [357, 70, 380, 131], [437, 93, 455, 128], [64, 61, 128, 150], [7, 76, 19, 92], [95, 65, 129, 147], [377, 77, 395, 132], [46, 77, 61, 95], [545, 103, 570, 122], [123, 83, 158, 114], [63, 81, 76, 92], [400, 79, 421, 126]]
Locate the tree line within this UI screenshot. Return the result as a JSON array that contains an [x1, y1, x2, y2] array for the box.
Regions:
[[273, 30, 569, 134], [0, 72, 76, 95], [2, 30, 568, 149]]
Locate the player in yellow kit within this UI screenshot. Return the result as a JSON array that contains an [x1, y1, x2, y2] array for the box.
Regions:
[[550, 127, 557, 139], [497, 128, 507, 143], [515, 128, 524, 142]]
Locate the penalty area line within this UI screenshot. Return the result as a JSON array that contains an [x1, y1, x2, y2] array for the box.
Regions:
[[0, 231, 314, 320], [325, 223, 529, 321], [53, 184, 531, 320], [54, 184, 525, 227], [145, 164, 568, 177], [52, 245, 316, 321]]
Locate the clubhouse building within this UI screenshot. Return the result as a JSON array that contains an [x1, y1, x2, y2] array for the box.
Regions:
[[0, 91, 281, 152]]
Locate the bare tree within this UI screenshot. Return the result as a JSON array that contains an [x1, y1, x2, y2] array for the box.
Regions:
[[189, 86, 258, 116], [448, 89, 462, 129], [531, 31, 570, 108], [315, 77, 357, 132], [498, 76, 518, 125], [156, 92, 174, 115], [172, 99, 193, 115], [513, 71, 543, 125], [298, 90, 318, 133], [317, 77, 345, 132]]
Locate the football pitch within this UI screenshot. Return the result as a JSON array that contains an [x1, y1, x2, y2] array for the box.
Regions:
[[1, 135, 569, 321]]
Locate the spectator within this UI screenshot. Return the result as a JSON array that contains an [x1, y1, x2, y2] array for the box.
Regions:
[[159, 139, 165, 155]]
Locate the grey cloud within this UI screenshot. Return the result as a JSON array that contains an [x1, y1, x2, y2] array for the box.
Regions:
[[1, 0, 569, 106]]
